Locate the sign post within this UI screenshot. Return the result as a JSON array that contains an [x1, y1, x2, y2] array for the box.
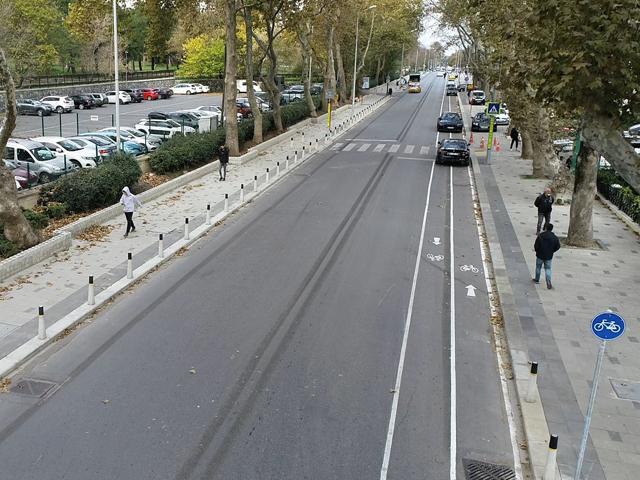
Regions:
[[325, 88, 335, 129], [486, 102, 500, 165], [575, 311, 626, 480]]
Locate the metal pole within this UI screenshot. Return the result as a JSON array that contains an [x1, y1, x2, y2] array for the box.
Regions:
[[575, 340, 607, 480], [351, 12, 360, 117], [112, 0, 121, 151], [400, 43, 405, 77]]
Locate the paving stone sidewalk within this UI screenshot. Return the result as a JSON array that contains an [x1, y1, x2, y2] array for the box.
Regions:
[[0, 96, 385, 359], [472, 124, 640, 479]]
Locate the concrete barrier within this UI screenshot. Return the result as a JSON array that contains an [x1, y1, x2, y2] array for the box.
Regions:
[[0, 232, 72, 282]]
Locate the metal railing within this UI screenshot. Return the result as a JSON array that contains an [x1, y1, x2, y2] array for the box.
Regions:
[[18, 70, 177, 89]]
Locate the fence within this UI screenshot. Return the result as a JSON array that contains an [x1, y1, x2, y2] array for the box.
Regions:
[[19, 70, 177, 89], [596, 169, 640, 224]]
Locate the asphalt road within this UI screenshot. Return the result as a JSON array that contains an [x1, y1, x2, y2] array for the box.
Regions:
[[0, 74, 515, 479], [13, 93, 223, 139]]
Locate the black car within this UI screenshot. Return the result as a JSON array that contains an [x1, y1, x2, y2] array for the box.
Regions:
[[122, 89, 144, 103], [69, 94, 95, 109], [154, 88, 173, 99], [16, 99, 52, 116], [437, 112, 463, 132], [470, 112, 497, 132], [446, 84, 458, 96], [436, 138, 471, 166]]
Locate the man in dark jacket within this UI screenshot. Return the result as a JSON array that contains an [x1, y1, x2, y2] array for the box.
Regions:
[[510, 127, 519, 150], [533, 223, 561, 289], [534, 187, 554, 234], [218, 144, 229, 181]]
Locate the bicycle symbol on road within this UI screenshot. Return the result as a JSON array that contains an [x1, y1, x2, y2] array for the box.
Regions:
[[426, 253, 444, 262], [459, 264, 479, 273], [593, 319, 621, 333]]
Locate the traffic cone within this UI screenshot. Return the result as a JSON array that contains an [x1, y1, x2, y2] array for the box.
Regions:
[[469, 132, 474, 144], [479, 137, 485, 149], [493, 136, 498, 147], [496, 141, 501, 152]]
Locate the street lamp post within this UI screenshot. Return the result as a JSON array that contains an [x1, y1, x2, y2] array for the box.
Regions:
[[400, 43, 405, 77], [112, 0, 120, 151], [351, 5, 376, 116]]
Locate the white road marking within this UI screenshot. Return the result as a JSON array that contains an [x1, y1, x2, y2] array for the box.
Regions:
[[388, 144, 400, 153], [358, 143, 371, 152], [404, 145, 415, 154], [420, 146, 430, 155], [343, 138, 396, 142], [465, 285, 477, 297], [395, 156, 433, 162], [374, 143, 386, 152], [331, 143, 344, 150], [449, 165, 457, 480], [379, 160, 436, 480], [433, 237, 441, 245], [343, 143, 357, 152]]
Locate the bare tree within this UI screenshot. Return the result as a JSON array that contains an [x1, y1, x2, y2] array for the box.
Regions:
[[0, 49, 39, 249]]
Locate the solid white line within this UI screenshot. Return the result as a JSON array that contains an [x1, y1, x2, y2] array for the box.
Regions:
[[379, 160, 436, 480], [396, 156, 433, 162], [449, 165, 457, 480], [343, 138, 396, 142]]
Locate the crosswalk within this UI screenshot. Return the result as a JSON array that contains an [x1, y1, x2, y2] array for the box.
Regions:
[[330, 141, 432, 156]]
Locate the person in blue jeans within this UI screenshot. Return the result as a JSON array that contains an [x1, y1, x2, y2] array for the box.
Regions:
[[533, 223, 561, 289]]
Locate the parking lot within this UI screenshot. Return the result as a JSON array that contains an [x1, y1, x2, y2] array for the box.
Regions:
[[13, 92, 223, 139]]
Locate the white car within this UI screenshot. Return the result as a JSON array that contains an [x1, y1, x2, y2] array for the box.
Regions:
[[194, 105, 222, 117], [105, 91, 132, 104], [135, 118, 196, 139], [494, 112, 511, 126], [192, 83, 210, 93], [32, 136, 99, 168], [99, 127, 163, 151], [236, 79, 263, 93], [40, 96, 74, 113], [172, 83, 201, 95]]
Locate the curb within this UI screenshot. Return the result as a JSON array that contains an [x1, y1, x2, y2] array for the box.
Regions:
[[0, 94, 391, 380]]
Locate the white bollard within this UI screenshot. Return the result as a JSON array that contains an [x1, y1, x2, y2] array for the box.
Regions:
[[276, 162, 280, 176], [87, 276, 95, 305], [526, 361, 539, 403], [158, 233, 164, 258], [184, 218, 190, 240], [286, 155, 290, 169], [38, 306, 46, 340], [266, 168, 270, 183], [240, 183, 245, 202], [253, 175, 258, 192], [290, 136, 293, 149], [543, 435, 558, 480], [224, 193, 229, 212], [127, 252, 133, 279], [294, 151, 298, 163], [206, 204, 211, 225], [302, 146, 305, 159]]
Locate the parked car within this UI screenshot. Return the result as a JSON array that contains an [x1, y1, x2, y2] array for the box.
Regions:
[[86, 131, 147, 156], [172, 83, 200, 95], [446, 84, 458, 96], [4, 159, 38, 189], [69, 94, 95, 110], [33, 136, 99, 168], [287, 84, 305, 93], [141, 88, 160, 101], [66, 136, 116, 160], [105, 91, 132, 104], [437, 112, 464, 132], [88, 93, 108, 106], [235, 99, 253, 118], [237, 96, 270, 112], [493, 111, 511, 126], [122, 89, 144, 103], [148, 111, 200, 131], [470, 112, 497, 132], [194, 105, 222, 118], [40, 95, 74, 113], [192, 83, 210, 93], [469, 89, 486, 105], [16, 99, 53, 116], [281, 89, 304, 104], [3, 138, 77, 183], [153, 88, 173, 99], [135, 118, 196, 138], [436, 138, 470, 166], [99, 127, 162, 151], [237, 79, 263, 93]]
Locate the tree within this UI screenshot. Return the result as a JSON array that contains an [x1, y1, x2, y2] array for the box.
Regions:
[[121, 5, 149, 71], [66, 0, 111, 72], [241, 2, 264, 144], [176, 35, 225, 77], [0, 49, 39, 249], [223, 0, 239, 155], [143, 0, 177, 69]]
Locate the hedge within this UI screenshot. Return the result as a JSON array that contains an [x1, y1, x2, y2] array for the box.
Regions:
[[148, 95, 322, 175], [40, 152, 142, 213], [0, 209, 51, 259], [597, 168, 640, 224]]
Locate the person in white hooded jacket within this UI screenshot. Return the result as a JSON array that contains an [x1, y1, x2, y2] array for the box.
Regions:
[[120, 186, 142, 237]]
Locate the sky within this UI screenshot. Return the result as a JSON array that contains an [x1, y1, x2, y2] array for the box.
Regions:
[[419, 13, 457, 53]]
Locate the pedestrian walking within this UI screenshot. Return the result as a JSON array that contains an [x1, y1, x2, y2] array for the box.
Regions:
[[218, 144, 230, 181], [120, 186, 142, 238], [510, 127, 519, 150], [534, 187, 554, 235], [533, 223, 560, 289]]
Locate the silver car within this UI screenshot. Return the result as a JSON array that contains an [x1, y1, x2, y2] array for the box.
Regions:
[[3, 138, 77, 183]]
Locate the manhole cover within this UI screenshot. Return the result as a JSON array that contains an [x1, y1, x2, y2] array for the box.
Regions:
[[610, 378, 640, 401], [9, 379, 56, 398], [462, 458, 516, 480]]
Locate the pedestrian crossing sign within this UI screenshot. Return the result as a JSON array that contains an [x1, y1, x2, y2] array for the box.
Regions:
[[487, 102, 500, 115]]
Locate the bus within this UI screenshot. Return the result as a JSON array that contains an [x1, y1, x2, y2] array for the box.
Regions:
[[408, 74, 421, 93]]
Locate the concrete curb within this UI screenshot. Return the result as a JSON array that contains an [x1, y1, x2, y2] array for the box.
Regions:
[[596, 192, 640, 237], [0, 232, 72, 282], [0, 94, 390, 380]]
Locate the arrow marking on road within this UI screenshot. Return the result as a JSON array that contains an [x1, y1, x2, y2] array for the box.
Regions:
[[466, 285, 477, 297], [433, 237, 441, 245]]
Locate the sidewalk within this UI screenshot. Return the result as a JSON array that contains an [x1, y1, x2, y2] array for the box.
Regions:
[[470, 118, 640, 479], [0, 95, 388, 362]]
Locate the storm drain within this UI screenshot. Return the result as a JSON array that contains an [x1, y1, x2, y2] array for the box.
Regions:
[[9, 379, 56, 398], [462, 458, 516, 480], [610, 378, 640, 401]]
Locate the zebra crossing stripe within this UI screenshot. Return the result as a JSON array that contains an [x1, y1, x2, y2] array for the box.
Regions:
[[331, 143, 344, 150], [404, 145, 415, 154], [358, 143, 371, 152], [420, 146, 429, 155], [343, 143, 357, 151], [374, 144, 385, 152], [389, 144, 400, 153]]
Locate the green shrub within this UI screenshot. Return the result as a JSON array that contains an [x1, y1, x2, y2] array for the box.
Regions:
[[149, 129, 226, 174], [40, 152, 141, 213], [0, 234, 19, 259], [22, 209, 49, 230], [43, 202, 67, 219]]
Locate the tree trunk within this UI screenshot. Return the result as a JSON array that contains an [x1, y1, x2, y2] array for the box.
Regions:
[[224, 0, 239, 155], [521, 130, 532, 159], [264, 47, 283, 133], [297, 26, 317, 118], [242, 5, 263, 144], [138, 59, 142, 71], [323, 25, 337, 112], [529, 107, 559, 177], [151, 56, 155, 71], [335, 40, 347, 105], [0, 49, 39, 249], [566, 145, 598, 247]]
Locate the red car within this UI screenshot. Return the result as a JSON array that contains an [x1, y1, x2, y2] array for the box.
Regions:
[[236, 99, 252, 118], [141, 88, 159, 101], [4, 160, 38, 189]]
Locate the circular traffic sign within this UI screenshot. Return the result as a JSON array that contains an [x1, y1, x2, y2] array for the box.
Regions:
[[591, 311, 625, 341]]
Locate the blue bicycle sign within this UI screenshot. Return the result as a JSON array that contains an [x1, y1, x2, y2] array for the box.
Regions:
[[591, 312, 625, 341]]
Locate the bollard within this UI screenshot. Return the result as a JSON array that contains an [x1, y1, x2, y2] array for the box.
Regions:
[[543, 435, 558, 480], [38, 306, 46, 340], [315, 139, 319, 151], [276, 162, 280, 176], [127, 252, 133, 279], [290, 136, 293, 149], [87, 276, 95, 305], [286, 155, 290, 169], [525, 362, 539, 403], [158, 233, 164, 258], [294, 150, 298, 163], [266, 168, 270, 183], [206, 204, 211, 225], [224, 193, 229, 212], [302, 146, 305, 159], [254, 175, 258, 192], [240, 183, 245, 202], [184, 218, 190, 240]]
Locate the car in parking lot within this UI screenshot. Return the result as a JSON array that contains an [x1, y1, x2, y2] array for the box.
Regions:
[[469, 90, 486, 105], [193, 83, 210, 93], [3, 138, 77, 183], [88, 93, 108, 106], [99, 127, 162, 151], [69, 94, 95, 110], [437, 112, 464, 132], [436, 138, 470, 166], [40, 95, 75, 113], [84, 131, 147, 156], [135, 118, 196, 138], [172, 83, 201, 95], [122, 89, 144, 103], [471, 112, 497, 132], [66, 136, 116, 160], [152, 88, 173, 99], [105, 91, 132, 104], [33, 136, 99, 168], [4, 159, 39, 189], [236, 99, 253, 118], [16, 99, 53, 116], [140, 89, 159, 101], [148, 111, 200, 131], [237, 79, 263, 93]]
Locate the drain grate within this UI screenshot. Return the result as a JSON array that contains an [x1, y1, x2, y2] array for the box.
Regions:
[[610, 378, 640, 401], [9, 379, 56, 398], [463, 458, 516, 480]]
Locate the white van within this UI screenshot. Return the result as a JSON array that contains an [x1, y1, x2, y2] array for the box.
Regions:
[[3, 139, 77, 183], [236, 80, 263, 94]]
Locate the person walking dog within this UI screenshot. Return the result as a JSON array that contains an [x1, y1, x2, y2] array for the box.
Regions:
[[120, 186, 142, 238], [218, 144, 230, 181], [533, 223, 561, 289], [534, 187, 554, 235], [510, 127, 519, 150]]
